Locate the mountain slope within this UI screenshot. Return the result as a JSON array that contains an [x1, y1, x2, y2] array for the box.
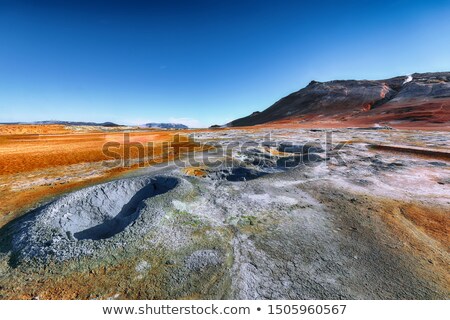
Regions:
[[229, 72, 450, 128]]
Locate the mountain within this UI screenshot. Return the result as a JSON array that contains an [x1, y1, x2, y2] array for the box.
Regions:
[[32, 121, 122, 127], [143, 123, 189, 129], [229, 72, 450, 128]]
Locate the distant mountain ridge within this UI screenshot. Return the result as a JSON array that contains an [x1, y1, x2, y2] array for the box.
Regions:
[[0, 121, 189, 129], [34, 121, 122, 127], [0, 121, 122, 127], [229, 72, 450, 128], [143, 123, 189, 129]]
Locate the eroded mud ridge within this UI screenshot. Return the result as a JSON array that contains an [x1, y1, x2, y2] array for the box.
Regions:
[[0, 128, 449, 299]]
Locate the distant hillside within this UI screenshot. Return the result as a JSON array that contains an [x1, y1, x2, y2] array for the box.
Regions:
[[229, 72, 450, 128], [33, 121, 122, 127], [143, 123, 188, 129]]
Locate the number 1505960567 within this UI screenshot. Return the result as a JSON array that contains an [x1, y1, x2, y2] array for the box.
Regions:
[[268, 304, 346, 315]]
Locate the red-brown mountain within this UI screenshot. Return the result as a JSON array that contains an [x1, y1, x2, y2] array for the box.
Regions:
[[229, 72, 450, 129]]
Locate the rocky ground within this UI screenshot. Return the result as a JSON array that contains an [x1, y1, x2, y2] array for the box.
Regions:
[[0, 128, 448, 299]]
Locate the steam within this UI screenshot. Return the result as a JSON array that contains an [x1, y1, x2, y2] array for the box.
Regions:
[[403, 75, 413, 85]]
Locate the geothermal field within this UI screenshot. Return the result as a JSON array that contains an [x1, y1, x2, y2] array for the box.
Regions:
[[0, 124, 448, 299], [3, 3, 450, 316]]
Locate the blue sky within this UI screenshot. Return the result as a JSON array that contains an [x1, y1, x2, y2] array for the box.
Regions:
[[1, 0, 450, 127]]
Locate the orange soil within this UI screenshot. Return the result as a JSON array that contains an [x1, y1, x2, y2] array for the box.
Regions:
[[0, 132, 194, 175], [376, 199, 449, 286], [0, 124, 73, 135], [396, 203, 449, 248], [0, 129, 205, 226], [182, 166, 209, 177]]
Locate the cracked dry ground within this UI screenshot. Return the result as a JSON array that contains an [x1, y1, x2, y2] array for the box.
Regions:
[[0, 128, 449, 299]]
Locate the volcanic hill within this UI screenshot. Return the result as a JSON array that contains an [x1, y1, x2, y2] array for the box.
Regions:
[[229, 72, 450, 129]]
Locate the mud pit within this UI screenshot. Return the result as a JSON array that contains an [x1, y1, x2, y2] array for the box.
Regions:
[[2, 176, 179, 263], [67, 178, 178, 241]]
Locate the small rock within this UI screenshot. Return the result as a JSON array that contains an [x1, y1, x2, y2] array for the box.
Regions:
[[135, 261, 150, 273], [185, 250, 222, 271]]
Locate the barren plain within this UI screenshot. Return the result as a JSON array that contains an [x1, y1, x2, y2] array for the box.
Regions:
[[0, 124, 448, 299]]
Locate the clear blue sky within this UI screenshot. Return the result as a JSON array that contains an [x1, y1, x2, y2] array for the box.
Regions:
[[1, 0, 450, 127]]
